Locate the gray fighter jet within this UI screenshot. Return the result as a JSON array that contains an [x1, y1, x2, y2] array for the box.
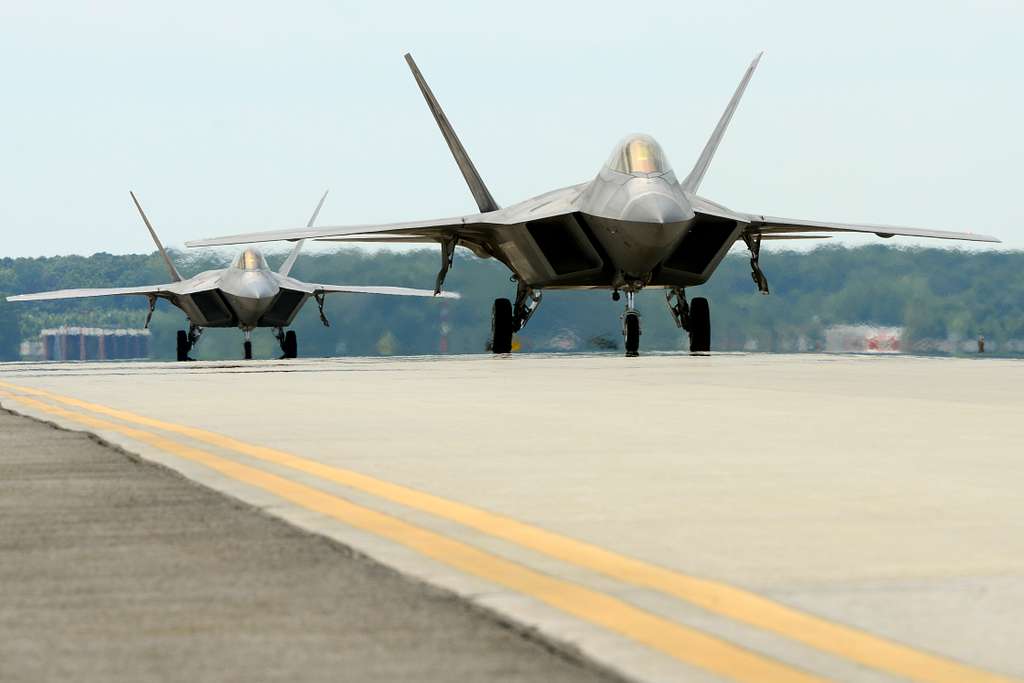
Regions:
[[188, 54, 1000, 356], [8, 192, 457, 361]]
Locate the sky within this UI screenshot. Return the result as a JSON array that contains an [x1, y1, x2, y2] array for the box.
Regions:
[[1, 0, 1022, 258]]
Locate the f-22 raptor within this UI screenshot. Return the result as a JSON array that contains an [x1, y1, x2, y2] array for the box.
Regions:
[[8, 192, 456, 360], [188, 53, 1000, 356]]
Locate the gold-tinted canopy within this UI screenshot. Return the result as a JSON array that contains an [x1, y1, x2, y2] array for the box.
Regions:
[[232, 248, 269, 272], [606, 134, 672, 175]]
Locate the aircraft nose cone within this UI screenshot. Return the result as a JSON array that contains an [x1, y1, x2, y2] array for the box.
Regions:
[[622, 192, 694, 224], [236, 277, 278, 300]]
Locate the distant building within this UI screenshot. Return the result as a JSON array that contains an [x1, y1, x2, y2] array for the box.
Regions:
[[824, 325, 903, 353], [30, 327, 150, 361]]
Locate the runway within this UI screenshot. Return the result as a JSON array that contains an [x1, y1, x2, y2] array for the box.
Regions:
[[1, 353, 1022, 683], [0, 407, 617, 683]]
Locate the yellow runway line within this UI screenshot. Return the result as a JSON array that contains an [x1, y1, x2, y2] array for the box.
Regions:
[[1, 381, 1019, 683], [0, 389, 830, 683]]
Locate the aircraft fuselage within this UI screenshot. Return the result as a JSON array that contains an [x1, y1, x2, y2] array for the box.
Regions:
[[171, 253, 309, 331], [485, 143, 742, 292]]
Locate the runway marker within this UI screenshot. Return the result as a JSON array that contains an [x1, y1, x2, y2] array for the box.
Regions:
[[1, 381, 1018, 683], [0, 388, 829, 683]]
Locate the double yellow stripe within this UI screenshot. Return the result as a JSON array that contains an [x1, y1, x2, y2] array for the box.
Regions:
[[0, 388, 825, 683], [1, 380, 1017, 683]]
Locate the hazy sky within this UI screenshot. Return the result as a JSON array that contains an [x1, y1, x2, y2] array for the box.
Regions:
[[1, 0, 1021, 258]]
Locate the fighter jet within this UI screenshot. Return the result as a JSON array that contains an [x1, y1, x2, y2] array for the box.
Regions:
[[187, 53, 1000, 357], [8, 192, 457, 361]]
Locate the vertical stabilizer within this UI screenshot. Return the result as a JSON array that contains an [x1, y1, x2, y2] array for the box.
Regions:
[[404, 53, 500, 213], [681, 53, 763, 194], [278, 190, 328, 277], [130, 192, 182, 282]]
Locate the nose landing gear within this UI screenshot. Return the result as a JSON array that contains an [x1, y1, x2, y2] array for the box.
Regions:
[[620, 289, 641, 357], [243, 329, 253, 360]]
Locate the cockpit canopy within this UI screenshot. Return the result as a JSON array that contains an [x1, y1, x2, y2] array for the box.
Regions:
[[232, 248, 269, 272], [605, 134, 673, 176]]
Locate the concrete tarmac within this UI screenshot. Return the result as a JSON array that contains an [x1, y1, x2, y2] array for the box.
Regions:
[[1, 353, 1021, 683], [0, 408, 620, 683]]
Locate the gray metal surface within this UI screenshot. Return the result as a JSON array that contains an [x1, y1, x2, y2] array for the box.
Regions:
[[0, 407, 622, 683]]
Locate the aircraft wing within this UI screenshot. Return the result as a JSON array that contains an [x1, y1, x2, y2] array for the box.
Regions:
[[313, 284, 460, 299], [186, 213, 495, 248], [7, 285, 179, 303], [744, 214, 1000, 243]]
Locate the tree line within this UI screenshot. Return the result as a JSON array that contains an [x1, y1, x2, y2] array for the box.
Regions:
[[1, 244, 1022, 360]]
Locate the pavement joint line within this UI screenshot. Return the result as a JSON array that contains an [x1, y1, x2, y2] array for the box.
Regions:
[[0, 388, 833, 683], [1, 379, 1019, 683]]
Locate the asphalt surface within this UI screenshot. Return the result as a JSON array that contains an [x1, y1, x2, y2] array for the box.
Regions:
[[1, 353, 1021, 683], [0, 407, 621, 683]]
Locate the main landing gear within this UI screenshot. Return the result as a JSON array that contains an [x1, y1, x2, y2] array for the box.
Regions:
[[490, 280, 542, 354], [175, 324, 202, 362], [666, 288, 711, 353], [274, 327, 298, 359]]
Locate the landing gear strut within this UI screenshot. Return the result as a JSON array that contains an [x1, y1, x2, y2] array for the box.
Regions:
[[621, 289, 641, 357], [435, 237, 456, 295], [490, 280, 543, 354], [274, 327, 298, 359], [314, 290, 330, 327], [666, 287, 711, 353], [144, 295, 157, 329], [176, 324, 202, 362], [243, 329, 253, 360], [512, 280, 542, 332], [742, 232, 770, 295]]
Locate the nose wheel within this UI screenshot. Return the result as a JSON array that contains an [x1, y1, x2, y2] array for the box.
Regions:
[[620, 289, 641, 357], [243, 329, 253, 360], [623, 312, 641, 357]]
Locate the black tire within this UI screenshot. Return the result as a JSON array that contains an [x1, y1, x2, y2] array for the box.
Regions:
[[176, 330, 190, 362], [689, 297, 711, 353], [283, 330, 298, 359], [491, 298, 514, 354], [243, 341, 253, 360], [624, 313, 640, 357]]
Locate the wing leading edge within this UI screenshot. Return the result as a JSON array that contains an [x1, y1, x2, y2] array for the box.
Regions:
[[7, 285, 180, 303], [186, 213, 490, 248], [743, 214, 1000, 243], [314, 284, 460, 299]]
